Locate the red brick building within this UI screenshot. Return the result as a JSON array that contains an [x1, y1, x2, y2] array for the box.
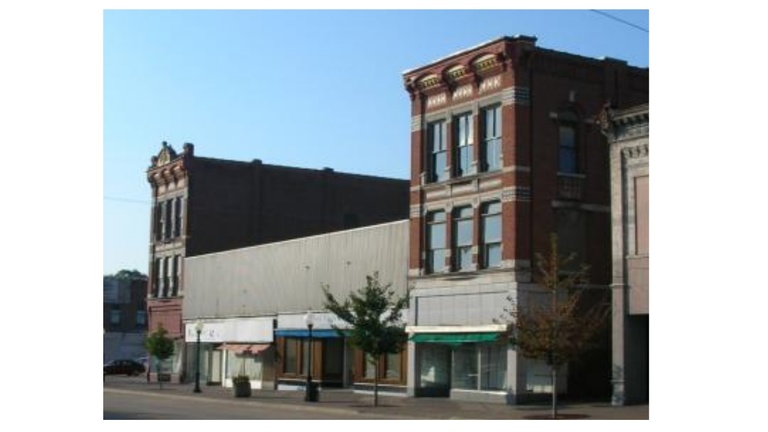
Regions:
[[402, 36, 648, 403], [146, 142, 409, 382]]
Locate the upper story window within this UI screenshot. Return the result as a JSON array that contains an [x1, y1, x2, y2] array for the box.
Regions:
[[173, 197, 183, 238], [558, 111, 579, 174], [154, 197, 184, 242], [454, 112, 474, 177], [110, 305, 121, 325], [480, 202, 502, 269], [453, 206, 473, 271], [171, 255, 181, 297], [428, 121, 447, 182], [152, 258, 161, 297], [162, 256, 170, 297], [136, 310, 146, 326], [426, 211, 447, 273], [481, 105, 502, 172]]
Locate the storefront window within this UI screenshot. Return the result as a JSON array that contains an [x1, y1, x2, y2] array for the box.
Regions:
[[450, 343, 507, 391], [385, 352, 401, 380], [301, 339, 310, 375], [364, 354, 376, 379], [284, 339, 298, 374], [480, 344, 507, 390], [452, 345, 478, 390], [419, 344, 450, 388], [226, 351, 262, 381]]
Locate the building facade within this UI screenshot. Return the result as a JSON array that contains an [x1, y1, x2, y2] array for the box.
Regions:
[[402, 36, 649, 404], [182, 220, 409, 394], [103, 273, 147, 363], [146, 143, 409, 383], [599, 103, 649, 405]]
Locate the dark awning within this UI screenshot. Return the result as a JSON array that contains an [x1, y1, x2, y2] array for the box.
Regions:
[[274, 329, 346, 339], [216, 343, 271, 355], [409, 332, 501, 345]]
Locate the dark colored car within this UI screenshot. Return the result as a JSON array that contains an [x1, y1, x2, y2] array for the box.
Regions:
[[104, 359, 146, 376]]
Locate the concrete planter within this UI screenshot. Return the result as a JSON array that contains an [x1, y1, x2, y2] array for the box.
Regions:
[[233, 378, 252, 398]]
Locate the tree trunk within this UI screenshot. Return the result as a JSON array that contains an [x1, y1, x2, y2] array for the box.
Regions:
[[551, 365, 558, 419], [373, 357, 379, 407]]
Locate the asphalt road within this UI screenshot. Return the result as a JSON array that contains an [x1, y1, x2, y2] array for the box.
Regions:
[[104, 388, 400, 420]]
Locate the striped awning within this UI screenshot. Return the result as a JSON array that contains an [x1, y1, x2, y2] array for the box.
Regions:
[[216, 343, 270, 355]]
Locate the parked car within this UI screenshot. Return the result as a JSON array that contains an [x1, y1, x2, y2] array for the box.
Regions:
[[136, 356, 149, 369], [104, 359, 146, 376]]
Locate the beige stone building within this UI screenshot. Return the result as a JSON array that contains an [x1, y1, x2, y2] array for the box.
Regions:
[[600, 103, 649, 405]]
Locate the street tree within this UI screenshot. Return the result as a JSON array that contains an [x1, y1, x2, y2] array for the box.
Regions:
[[111, 269, 147, 279], [322, 272, 409, 407], [497, 234, 609, 419], [145, 324, 175, 389]]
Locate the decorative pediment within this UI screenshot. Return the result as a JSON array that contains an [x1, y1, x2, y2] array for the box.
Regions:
[[471, 53, 500, 72], [445, 64, 468, 82], [417, 73, 442, 90], [152, 141, 178, 168]]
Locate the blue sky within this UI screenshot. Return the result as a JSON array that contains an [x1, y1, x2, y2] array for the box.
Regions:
[[103, 9, 649, 275]]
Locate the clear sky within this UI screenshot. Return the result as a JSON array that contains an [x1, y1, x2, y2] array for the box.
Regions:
[[103, 9, 648, 276]]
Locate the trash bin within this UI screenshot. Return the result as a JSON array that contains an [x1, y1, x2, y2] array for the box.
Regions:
[[305, 381, 320, 402]]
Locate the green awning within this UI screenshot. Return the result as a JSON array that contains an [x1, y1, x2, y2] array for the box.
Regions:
[[409, 332, 501, 345]]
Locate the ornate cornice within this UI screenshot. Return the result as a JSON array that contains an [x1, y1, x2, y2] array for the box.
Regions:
[[148, 141, 193, 186], [622, 144, 649, 160], [598, 103, 649, 143]]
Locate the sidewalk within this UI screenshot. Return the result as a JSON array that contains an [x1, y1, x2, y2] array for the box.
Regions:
[[103, 377, 648, 420]]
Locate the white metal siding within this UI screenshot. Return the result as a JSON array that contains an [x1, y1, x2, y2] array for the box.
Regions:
[[184, 221, 409, 319]]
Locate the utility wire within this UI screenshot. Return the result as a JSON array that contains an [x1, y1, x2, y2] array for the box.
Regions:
[[590, 10, 649, 33], [104, 196, 151, 205]]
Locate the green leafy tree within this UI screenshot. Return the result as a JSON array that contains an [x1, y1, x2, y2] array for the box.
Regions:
[[322, 272, 409, 407], [144, 324, 175, 389], [111, 269, 147, 279], [498, 234, 609, 419]]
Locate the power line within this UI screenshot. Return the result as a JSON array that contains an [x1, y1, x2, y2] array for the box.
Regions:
[[590, 10, 649, 33], [104, 196, 151, 205]]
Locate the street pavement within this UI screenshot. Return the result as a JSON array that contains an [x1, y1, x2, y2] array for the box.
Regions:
[[103, 376, 648, 420]]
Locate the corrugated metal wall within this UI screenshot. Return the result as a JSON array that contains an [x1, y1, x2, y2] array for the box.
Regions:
[[184, 220, 408, 319]]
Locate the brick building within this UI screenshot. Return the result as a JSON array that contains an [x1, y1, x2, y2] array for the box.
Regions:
[[402, 36, 648, 403], [146, 142, 409, 382], [103, 273, 147, 362]]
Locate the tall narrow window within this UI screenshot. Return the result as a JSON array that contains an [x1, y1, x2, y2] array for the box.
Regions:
[[173, 197, 183, 238], [453, 206, 473, 271], [558, 123, 578, 174], [482, 105, 502, 172], [153, 202, 162, 241], [162, 256, 170, 297], [163, 200, 172, 240], [152, 258, 161, 297], [454, 113, 473, 176], [428, 121, 447, 182], [481, 202, 502, 268], [171, 255, 180, 297], [427, 211, 447, 273]]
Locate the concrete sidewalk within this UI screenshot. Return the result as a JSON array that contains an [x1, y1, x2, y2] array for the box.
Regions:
[[103, 377, 648, 420]]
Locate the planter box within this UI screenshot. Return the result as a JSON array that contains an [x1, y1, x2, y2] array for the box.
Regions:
[[234, 381, 252, 398]]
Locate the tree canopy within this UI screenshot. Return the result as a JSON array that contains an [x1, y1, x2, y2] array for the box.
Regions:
[[145, 324, 174, 362], [498, 233, 609, 418], [322, 272, 409, 406]]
